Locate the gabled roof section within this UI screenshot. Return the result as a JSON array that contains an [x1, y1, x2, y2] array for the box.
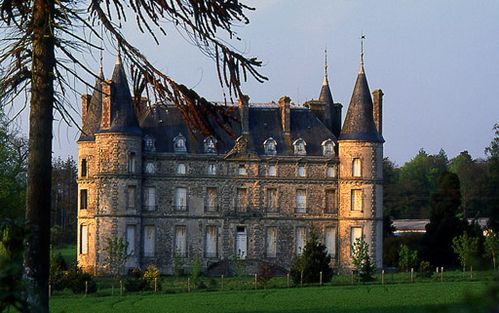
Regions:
[[107, 54, 140, 133], [79, 68, 104, 141], [339, 56, 383, 142]]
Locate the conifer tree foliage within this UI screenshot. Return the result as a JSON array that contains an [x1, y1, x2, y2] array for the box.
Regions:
[[290, 227, 333, 284], [0, 1, 265, 312], [424, 171, 467, 267], [351, 237, 375, 282]]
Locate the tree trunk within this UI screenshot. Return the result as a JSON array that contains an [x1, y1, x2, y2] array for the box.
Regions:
[[24, 0, 55, 312]]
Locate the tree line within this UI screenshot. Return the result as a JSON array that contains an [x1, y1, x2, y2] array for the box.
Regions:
[[384, 124, 499, 224]]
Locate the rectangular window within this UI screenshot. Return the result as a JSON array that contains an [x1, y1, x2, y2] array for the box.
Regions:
[[128, 152, 136, 173], [296, 227, 306, 255], [205, 226, 218, 258], [266, 227, 277, 258], [176, 163, 186, 175], [206, 187, 218, 212], [326, 165, 336, 178], [352, 158, 361, 177], [143, 225, 155, 257], [175, 187, 188, 211], [145, 187, 156, 211], [350, 227, 363, 255], [297, 165, 306, 177], [127, 186, 136, 210], [268, 164, 277, 177], [207, 163, 217, 175], [81, 159, 87, 177], [238, 163, 247, 175], [175, 225, 187, 257], [295, 189, 306, 213], [351, 189, 363, 211], [325, 189, 337, 213], [325, 226, 336, 257], [80, 189, 88, 210], [267, 188, 278, 212], [80, 225, 88, 254], [126, 225, 136, 256], [236, 188, 248, 212]]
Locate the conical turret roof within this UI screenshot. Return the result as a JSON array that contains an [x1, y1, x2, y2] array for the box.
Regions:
[[339, 53, 383, 142], [79, 67, 104, 140], [319, 49, 334, 105], [108, 53, 140, 132]]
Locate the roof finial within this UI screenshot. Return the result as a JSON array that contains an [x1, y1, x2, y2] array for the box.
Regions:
[[98, 25, 103, 77], [359, 33, 366, 74], [323, 47, 329, 86], [115, 42, 121, 65]]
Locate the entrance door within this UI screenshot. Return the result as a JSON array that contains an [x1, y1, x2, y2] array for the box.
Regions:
[[235, 226, 247, 259]]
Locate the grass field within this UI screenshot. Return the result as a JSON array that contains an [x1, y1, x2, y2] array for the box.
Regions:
[[50, 281, 490, 313]]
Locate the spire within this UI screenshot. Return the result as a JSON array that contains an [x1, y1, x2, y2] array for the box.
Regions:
[[107, 45, 140, 132], [115, 45, 122, 65], [79, 65, 104, 140], [323, 48, 329, 86], [339, 41, 383, 143], [359, 34, 365, 74], [319, 48, 334, 105]]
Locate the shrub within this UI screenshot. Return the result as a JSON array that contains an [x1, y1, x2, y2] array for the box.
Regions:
[[290, 227, 332, 284], [173, 252, 184, 278], [190, 255, 202, 284], [124, 268, 146, 292], [418, 261, 433, 278], [352, 237, 375, 282], [143, 265, 161, 291], [398, 244, 418, 271], [64, 264, 97, 294], [257, 262, 273, 288], [452, 232, 479, 271], [49, 253, 67, 291]]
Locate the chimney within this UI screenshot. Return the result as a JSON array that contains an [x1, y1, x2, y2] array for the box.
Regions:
[[278, 96, 291, 134], [238, 95, 250, 135], [81, 94, 91, 131], [372, 89, 383, 135], [101, 80, 112, 130]]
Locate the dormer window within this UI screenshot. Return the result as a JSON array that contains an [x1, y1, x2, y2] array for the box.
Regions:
[[144, 136, 155, 152], [204, 136, 217, 154], [145, 161, 156, 174], [263, 137, 277, 156], [293, 138, 307, 156], [321, 139, 335, 157], [173, 133, 187, 153]]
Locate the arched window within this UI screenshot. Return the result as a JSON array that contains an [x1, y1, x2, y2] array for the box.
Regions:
[[263, 137, 277, 156], [173, 133, 187, 153], [293, 138, 307, 156], [204, 136, 217, 154], [352, 158, 361, 177], [321, 139, 335, 157]]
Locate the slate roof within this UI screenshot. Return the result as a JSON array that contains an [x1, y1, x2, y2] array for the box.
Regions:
[[140, 104, 337, 156], [79, 69, 104, 141], [97, 56, 141, 135], [339, 63, 384, 142]]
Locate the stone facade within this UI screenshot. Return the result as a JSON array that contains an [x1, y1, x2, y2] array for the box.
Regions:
[[77, 54, 384, 275]]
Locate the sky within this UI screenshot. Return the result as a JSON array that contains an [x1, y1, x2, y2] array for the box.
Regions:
[[9, 0, 499, 165]]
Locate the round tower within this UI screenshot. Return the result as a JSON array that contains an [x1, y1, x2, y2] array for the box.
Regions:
[[78, 55, 143, 274], [337, 45, 384, 270]]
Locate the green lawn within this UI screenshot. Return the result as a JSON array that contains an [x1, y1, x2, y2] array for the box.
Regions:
[[50, 281, 489, 313]]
